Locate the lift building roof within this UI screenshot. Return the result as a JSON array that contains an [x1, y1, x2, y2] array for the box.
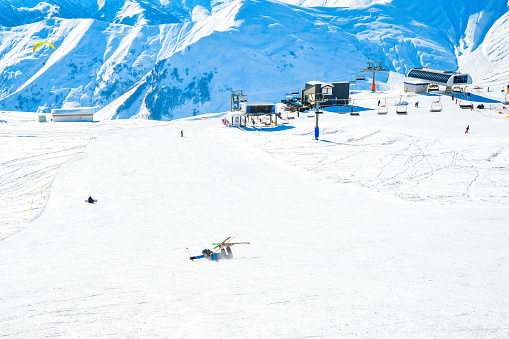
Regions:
[[406, 68, 472, 87]]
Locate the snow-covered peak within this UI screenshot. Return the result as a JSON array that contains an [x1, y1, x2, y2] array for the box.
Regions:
[[0, 0, 182, 27], [280, 0, 391, 8], [0, 0, 508, 118], [191, 5, 211, 22]]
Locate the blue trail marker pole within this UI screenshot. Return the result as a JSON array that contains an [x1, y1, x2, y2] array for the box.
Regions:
[[315, 107, 322, 140]]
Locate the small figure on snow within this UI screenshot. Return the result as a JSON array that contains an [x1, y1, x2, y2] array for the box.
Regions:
[[190, 247, 233, 261], [414, 101, 419, 108], [452, 94, 454, 101], [465, 125, 469, 133], [87, 195, 96, 203], [181, 130, 183, 137]]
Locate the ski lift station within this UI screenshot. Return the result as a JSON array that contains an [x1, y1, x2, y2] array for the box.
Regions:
[[241, 102, 278, 125], [301, 81, 350, 107], [226, 111, 245, 127], [51, 107, 96, 122], [405, 68, 472, 93], [403, 81, 429, 93]]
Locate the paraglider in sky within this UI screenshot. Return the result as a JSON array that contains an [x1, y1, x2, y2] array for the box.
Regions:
[[32, 41, 55, 53]]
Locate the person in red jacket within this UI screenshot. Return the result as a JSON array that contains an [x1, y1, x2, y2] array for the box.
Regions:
[[465, 125, 469, 133]]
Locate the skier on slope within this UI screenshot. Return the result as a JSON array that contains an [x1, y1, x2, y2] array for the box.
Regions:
[[190, 246, 233, 261]]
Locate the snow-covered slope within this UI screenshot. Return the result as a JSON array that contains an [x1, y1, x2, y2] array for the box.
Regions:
[[459, 10, 509, 86], [1, 96, 509, 336], [0, 0, 507, 119]]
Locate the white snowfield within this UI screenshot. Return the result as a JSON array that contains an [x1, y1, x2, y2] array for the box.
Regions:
[[1, 89, 509, 337]]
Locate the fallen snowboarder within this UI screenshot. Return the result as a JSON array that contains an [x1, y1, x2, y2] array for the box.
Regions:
[[188, 236, 250, 261], [190, 247, 233, 261]]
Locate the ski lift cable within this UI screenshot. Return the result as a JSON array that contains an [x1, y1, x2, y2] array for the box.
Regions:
[[244, 68, 390, 97]]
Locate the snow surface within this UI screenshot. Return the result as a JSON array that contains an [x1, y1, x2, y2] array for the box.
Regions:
[[1, 87, 509, 337]]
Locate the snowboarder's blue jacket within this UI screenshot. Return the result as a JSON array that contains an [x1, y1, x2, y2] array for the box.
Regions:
[[193, 253, 220, 261]]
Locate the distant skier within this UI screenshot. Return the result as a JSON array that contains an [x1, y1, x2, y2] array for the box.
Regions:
[[415, 101, 419, 108], [181, 130, 183, 137], [465, 125, 469, 133], [190, 246, 233, 261], [87, 195, 95, 203], [452, 94, 454, 101], [378, 100, 380, 106]]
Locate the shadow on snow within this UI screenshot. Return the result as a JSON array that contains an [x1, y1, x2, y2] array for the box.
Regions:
[[322, 106, 374, 113], [241, 125, 295, 132]]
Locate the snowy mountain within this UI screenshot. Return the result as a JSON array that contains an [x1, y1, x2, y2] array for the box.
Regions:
[[0, 0, 507, 119]]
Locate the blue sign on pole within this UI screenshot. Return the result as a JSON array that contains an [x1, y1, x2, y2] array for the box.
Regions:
[[315, 127, 319, 139]]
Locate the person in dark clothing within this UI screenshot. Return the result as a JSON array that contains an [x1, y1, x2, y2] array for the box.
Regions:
[[181, 130, 183, 137], [190, 246, 233, 261], [87, 196, 95, 203], [465, 125, 469, 133]]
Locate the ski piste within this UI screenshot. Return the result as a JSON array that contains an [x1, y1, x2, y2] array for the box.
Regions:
[[211, 242, 250, 246]]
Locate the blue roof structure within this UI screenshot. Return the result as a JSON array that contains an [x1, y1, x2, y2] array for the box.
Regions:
[[406, 68, 472, 87]]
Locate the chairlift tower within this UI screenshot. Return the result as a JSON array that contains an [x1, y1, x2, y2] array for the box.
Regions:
[[229, 90, 246, 111], [312, 96, 327, 140], [360, 61, 388, 92]]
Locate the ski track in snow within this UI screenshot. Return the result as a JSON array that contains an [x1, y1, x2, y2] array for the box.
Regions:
[[0, 112, 147, 240], [242, 121, 509, 205]]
